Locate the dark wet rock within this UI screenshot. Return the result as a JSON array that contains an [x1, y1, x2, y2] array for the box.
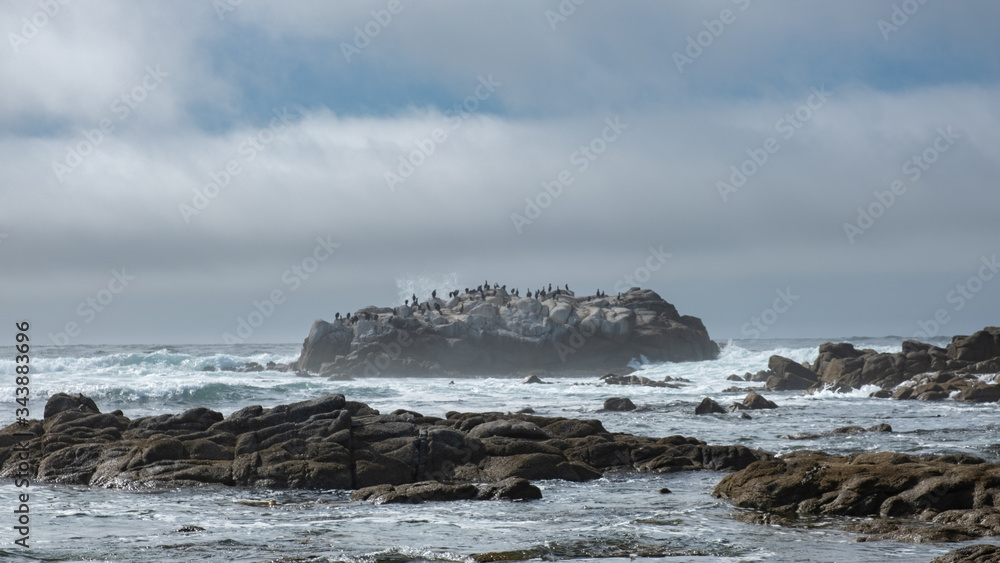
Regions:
[[0, 393, 770, 494], [714, 450, 1000, 542], [766, 355, 819, 391], [659, 487, 671, 494], [475, 477, 543, 500], [43, 393, 99, 419], [521, 375, 547, 384], [694, 397, 726, 415], [602, 397, 637, 411], [351, 481, 479, 504], [176, 525, 205, 533], [780, 424, 892, 440], [930, 544, 1000, 563], [601, 373, 680, 388], [201, 366, 217, 372], [726, 374, 744, 381], [739, 392, 777, 410], [296, 287, 719, 377]]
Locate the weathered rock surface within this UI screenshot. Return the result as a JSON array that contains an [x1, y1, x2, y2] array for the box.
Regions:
[[714, 450, 1000, 542], [0, 393, 770, 496], [294, 287, 719, 377], [930, 544, 1000, 563]]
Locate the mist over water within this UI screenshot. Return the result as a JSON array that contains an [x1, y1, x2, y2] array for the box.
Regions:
[[1, 337, 996, 561]]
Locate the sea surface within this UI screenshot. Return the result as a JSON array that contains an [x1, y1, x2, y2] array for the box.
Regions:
[[2, 338, 999, 562]]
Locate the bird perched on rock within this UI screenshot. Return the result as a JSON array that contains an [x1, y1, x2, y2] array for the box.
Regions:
[[432, 289, 437, 298]]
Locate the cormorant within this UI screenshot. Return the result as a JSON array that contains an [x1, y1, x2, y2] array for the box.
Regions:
[[565, 284, 569, 291], [405, 299, 409, 306], [548, 283, 552, 292], [432, 289, 437, 298], [335, 312, 340, 320]]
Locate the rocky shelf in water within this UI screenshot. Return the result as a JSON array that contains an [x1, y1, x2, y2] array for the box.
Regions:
[[714, 450, 1000, 543], [0, 392, 767, 502], [728, 326, 1000, 403], [290, 286, 719, 378]]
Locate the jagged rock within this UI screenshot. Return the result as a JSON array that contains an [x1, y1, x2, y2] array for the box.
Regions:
[[714, 450, 1000, 542], [804, 328, 1000, 396], [295, 287, 719, 377], [694, 398, 726, 415], [603, 397, 637, 412], [765, 355, 819, 391], [0, 393, 770, 493]]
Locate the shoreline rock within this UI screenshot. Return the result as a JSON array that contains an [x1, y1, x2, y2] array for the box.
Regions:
[[713, 450, 1000, 542], [0, 393, 771, 498], [293, 287, 719, 378]]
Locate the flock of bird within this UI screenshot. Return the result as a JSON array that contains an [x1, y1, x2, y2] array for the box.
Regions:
[[333, 280, 617, 324]]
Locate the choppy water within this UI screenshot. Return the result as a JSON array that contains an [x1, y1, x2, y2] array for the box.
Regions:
[[1, 338, 998, 562]]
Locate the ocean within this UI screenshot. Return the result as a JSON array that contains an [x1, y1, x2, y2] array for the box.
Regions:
[[2, 337, 998, 562]]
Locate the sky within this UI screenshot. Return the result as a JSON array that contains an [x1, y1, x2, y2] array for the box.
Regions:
[[1, 0, 999, 345]]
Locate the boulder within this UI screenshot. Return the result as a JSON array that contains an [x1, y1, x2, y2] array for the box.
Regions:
[[602, 397, 636, 411], [765, 355, 819, 391], [741, 392, 778, 410], [694, 398, 726, 415]]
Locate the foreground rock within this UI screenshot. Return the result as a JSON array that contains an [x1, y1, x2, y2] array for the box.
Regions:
[[295, 287, 719, 377], [930, 545, 1000, 563], [0, 393, 770, 495], [714, 450, 1000, 542]]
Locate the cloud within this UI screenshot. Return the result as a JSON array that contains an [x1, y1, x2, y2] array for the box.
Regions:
[[1, 0, 999, 343]]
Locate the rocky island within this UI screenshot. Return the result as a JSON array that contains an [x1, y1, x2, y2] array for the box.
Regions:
[[293, 286, 719, 378]]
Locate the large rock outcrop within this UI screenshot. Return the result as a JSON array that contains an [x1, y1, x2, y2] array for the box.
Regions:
[[295, 287, 719, 377], [0, 393, 769, 495], [714, 450, 1000, 542], [755, 328, 1000, 402]]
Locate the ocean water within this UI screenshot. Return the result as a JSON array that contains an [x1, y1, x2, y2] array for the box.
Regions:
[[1, 338, 999, 562]]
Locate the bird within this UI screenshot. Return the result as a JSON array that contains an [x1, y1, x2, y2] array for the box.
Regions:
[[335, 312, 340, 320], [565, 284, 569, 291], [405, 299, 409, 306], [459, 303, 464, 313], [548, 283, 552, 292], [432, 289, 437, 298]]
